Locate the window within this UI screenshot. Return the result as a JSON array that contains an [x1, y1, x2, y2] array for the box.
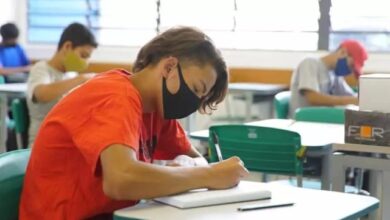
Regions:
[[28, 0, 99, 43], [28, 0, 157, 46], [0, 0, 15, 28], [159, 0, 235, 48], [234, 0, 319, 50], [26, 0, 390, 51], [330, 0, 390, 51], [97, 0, 157, 46]]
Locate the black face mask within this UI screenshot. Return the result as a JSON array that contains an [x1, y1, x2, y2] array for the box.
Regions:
[[162, 64, 201, 119]]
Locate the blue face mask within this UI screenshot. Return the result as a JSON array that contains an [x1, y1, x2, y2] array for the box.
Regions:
[[334, 57, 351, 77]]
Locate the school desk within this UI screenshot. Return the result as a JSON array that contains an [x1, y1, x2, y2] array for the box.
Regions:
[[113, 182, 379, 220], [332, 142, 390, 220], [227, 83, 287, 121]]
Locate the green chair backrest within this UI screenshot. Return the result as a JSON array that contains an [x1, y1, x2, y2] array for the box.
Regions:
[[273, 91, 291, 119], [0, 149, 31, 220], [294, 107, 345, 124], [11, 98, 30, 149], [209, 125, 303, 176], [11, 98, 29, 133]]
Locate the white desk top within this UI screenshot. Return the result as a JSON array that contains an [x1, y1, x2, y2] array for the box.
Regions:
[[114, 182, 378, 220], [190, 119, 344, 147], [249, 119, 344, 146], [228, 83, 287, 95], [0, 83, 27, 94]]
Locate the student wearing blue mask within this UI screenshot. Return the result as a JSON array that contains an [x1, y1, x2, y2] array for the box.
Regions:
[[289, 39, 368, 116], [20, 27, 249, 219]]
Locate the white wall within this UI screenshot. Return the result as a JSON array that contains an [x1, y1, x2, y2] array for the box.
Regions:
[[0, 0, 17, 29], [7, 0, 390, 73]]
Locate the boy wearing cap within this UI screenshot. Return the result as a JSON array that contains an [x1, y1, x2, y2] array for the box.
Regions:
[[289, 39, 368, 116]]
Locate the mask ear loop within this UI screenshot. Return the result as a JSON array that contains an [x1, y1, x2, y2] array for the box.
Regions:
[[176, 63, 186, 91]]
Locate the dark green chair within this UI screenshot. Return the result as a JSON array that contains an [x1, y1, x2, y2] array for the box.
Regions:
[[209, 125, 304, 186], [294, 106, 361, 192], [11, 98, 29, 149], [294, 106, 345, 124], [273, 91, 291, 119], [0, 75, 16, 131], [0, 149, 31, 220], [294, 106, 344, 178]]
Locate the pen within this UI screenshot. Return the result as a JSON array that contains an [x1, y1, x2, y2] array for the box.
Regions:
[[237, 202, 294, 211], [211, 131, 223, 162]]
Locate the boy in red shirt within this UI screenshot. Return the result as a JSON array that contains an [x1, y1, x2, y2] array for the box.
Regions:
[[19, 27, 248, 219]]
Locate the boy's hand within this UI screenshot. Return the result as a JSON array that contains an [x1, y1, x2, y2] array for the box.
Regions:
[[207, 156, 249, 189]]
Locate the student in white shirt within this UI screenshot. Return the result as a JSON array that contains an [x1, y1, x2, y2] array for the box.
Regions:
[[27, 23, 97, 146]]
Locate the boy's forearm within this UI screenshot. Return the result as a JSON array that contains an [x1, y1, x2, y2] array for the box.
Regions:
[[104, 160, 211, 200], [0, 66, 29, 75], [304, 90, 358, 106], [33, 76, 85, 103]]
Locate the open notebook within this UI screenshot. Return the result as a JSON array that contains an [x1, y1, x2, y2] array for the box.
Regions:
[[153, 181, 271, 209]]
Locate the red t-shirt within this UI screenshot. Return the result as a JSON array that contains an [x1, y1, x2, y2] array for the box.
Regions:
[[19, 69, 191, 219]]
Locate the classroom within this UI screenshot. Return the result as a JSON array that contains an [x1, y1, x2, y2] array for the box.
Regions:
[[1, 0, 390, 219]]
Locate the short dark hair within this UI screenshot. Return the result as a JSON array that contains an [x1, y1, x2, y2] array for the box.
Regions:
[[57, 22, 98, 50], [0, 23, 19, 40], [133, 26, 228, 114]]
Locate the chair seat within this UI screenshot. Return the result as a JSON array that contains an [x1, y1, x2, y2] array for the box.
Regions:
[[6, 117, 15, 130], [0, 149, 31, 219]]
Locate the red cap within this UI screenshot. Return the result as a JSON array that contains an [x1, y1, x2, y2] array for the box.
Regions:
[[340, 39, 368, 77]]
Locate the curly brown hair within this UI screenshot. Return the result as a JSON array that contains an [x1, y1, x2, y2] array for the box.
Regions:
[[132, 26, 228, 114]]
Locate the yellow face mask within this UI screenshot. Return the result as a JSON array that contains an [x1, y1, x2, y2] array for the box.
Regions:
[[63, 51, 88, 72]]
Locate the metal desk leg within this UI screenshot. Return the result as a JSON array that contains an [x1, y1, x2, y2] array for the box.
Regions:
[[321, 148, 332, 190], [331, 154, 380, 220], [244, 92, 252, 122], [381, 171, 390, 220], [184, 113, 196, 133], [331, 154, 346, 192], [0, 94, 7, 153], [225, 94, 232, 121]]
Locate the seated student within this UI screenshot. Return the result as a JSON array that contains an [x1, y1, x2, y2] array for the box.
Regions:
[[0, 22, 31, 83], [289, 39, 368, 116], [19, 27, 249, 219], [26, 22, 97, 146]]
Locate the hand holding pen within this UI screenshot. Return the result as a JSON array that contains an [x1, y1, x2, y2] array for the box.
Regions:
[[207, 131, 249, 189], [211, 131, 223, 162]]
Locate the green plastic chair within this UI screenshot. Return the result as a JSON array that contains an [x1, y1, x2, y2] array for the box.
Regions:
[[209, 125, 304, 186], [0, 75, 16, 131], [294, 106, 361, 192], [294, 107, 345, 124], [11, 98, 29, 149], [0, 149, 31, 220], [273, 91, 291, 119]]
